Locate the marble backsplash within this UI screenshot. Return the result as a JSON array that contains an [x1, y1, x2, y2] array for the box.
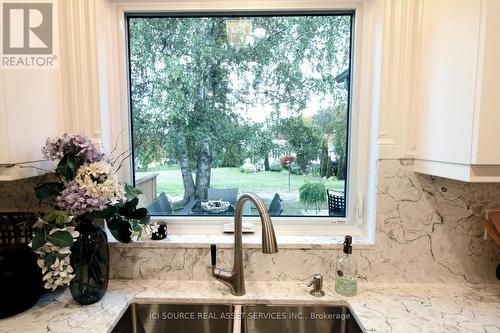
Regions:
[[0, 174, 52, 212], [1, 160, 498, 283], [109, 160, 500, 284]]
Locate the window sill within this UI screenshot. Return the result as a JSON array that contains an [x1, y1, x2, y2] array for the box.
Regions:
[[107, 232, 375, 250]]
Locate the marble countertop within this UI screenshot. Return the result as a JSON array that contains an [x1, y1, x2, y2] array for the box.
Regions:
[[1, 280, 499, 333]]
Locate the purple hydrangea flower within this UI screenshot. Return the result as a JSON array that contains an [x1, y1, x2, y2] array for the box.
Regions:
[[42, 133, 105, 163], [57, 180, 108, 216]]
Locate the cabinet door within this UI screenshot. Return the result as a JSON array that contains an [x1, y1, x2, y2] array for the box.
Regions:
[[472, 0, 500, 164], [0, 69, 62, 180], [416, 0, 481, 165]]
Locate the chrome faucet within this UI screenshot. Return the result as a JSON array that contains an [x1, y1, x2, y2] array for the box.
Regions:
[[210, 193, 278, 296], [307, 273, 325, 297]]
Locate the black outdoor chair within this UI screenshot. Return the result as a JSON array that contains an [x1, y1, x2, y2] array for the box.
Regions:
[[207, 188, 238, 203], [327, 189, 345, 216], [268, 193, 283, 216], [147, 192, 172, 215]]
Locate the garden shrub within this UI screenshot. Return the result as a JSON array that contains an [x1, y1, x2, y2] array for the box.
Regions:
[[269, 160, 283, 172], [240, 162, 257, 173], [299, 181, 327, 212]]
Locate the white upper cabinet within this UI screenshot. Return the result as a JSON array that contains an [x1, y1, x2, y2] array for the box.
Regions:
[[414, 0, 500, 182]]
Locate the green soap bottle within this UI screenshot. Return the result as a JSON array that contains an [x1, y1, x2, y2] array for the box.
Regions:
[[335, 235, 358, 297]]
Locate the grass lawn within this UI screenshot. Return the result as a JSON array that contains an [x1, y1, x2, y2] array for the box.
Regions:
[[136, 166, 345, 215]]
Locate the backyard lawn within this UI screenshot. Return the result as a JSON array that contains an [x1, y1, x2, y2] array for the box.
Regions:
[[136, 166, 345, 215]]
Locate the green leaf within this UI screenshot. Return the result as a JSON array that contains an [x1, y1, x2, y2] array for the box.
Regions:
[[124, 184, 143, 200], [56, 154, 76, 181], [43, 211, 70, 227], [90, 206, 117, 219], [107, 216, 132, 243], [132, 220, 141, 232], [139, 214, 151, 226], [129, 207, 148, 220], [118, 197, 139, 217], [44, 252, 66, 267], [47, 230, 74, 248], [35, 182, 63, 204], [31, 228, 47, 251], [44, 253, 57, 267]]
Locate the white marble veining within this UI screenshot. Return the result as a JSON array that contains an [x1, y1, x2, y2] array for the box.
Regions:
[[110, 160, 500, 284], [1, 280, 499, 333]]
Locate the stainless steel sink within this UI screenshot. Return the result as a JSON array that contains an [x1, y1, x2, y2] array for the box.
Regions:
[[242, 304, 365, 333], [110, 303, 234, 333], [110, 303, 365, 333]]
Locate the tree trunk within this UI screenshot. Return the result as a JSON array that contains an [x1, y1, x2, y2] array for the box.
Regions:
[[325, 160, 333, 179], [176, 134, 196, 203], [195, 141, 213, 199], [320, 140, 327, 178], [337, 158, 345, 180], [264, 154, 270, 171]]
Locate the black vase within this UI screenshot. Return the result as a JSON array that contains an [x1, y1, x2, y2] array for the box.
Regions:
[[69, 218, 109, 305]]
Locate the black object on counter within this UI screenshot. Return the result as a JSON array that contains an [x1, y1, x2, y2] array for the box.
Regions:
[[0, 213, 43, 319], [69, 217, 109, 305], [210, 244, 217, 267], [0, 247, 43, 319], [343, 235, 353, 254], [151, 224, 167, 240]]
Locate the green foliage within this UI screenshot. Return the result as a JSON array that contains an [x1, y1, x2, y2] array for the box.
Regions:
[[124, 183, 143, 201], [129, 15, 352, 196], [269, 160, 283, 172], [89, 196, 150, 243], [279, 117, 321, 173], [46, 230, 74, 248], [43, 210, 70, 228], [307, 163, 321, 177], [30, 211, 73, 251], [314, 106, 348, 180], [107, 216, 133, 244], [219, 141, 243, 167], [30, 227, 47, 251], [299, 181, 327, 212], [56, 154, 76, 181]]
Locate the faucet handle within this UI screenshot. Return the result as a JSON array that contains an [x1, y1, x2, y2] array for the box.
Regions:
[[307, 273, 325, 297], [210, 244, 217, 267]]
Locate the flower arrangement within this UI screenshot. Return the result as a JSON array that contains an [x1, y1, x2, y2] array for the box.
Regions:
[[30, 133, 150, 290]]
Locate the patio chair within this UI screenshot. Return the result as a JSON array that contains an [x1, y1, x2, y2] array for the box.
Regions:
[[268, 193, 283, 216], [147, 192, 172, 215], [327, 189, 345, 216], [207, 188, 238, 203]]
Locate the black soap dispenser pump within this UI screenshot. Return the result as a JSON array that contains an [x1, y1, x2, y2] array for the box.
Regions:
[[335, 235, 358, 296]]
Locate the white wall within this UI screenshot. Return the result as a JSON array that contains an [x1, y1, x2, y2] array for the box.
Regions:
[[0, 0, 102, 180]]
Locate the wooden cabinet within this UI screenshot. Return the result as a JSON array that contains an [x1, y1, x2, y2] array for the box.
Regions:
[[414, 0, 500, 182]]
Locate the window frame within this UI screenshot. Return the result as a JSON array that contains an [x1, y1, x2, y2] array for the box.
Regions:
[[100, 0, 381, 242]]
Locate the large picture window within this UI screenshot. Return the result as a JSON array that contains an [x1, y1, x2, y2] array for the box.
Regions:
[[127, 12, 353, 218]]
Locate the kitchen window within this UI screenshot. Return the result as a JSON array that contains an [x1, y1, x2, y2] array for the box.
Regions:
[[106, 0, 379, 239], [127, 13, 353, 219]]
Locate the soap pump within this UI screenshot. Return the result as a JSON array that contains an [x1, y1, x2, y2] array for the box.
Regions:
[[334, 235, 358, 296]]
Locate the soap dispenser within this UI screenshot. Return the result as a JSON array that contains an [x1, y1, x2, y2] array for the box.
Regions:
[[335, 235, 358, 296]]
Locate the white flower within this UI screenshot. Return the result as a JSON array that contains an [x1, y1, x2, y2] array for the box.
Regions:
[[32, 225, 78, 291], [74, 161, 125, 204], [150, 222, 160, 234]]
